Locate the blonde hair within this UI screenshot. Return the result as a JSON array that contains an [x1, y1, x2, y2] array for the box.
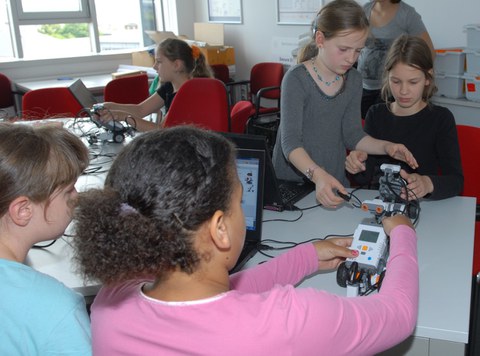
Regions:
[[298, 0, 369, 63]]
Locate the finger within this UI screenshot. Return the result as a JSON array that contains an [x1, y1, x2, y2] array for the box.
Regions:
[[332, 245, 359, 259], [328, 237, 353, 248]]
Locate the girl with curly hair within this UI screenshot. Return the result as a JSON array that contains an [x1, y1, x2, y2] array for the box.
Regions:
[[73, 125, 418, 355]]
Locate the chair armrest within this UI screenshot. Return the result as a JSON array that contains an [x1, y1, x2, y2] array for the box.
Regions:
[[254, 86, 281, 117], [256, 85, 280, 99]]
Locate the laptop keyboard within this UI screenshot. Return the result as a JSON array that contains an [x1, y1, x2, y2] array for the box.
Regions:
[[279, 183, 307, 203]]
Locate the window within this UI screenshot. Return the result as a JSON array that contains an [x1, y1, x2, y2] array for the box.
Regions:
[[0, 0, 167, 61]]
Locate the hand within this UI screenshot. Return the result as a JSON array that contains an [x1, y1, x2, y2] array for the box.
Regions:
[[313, 169, 347, 208], [93, 102, 122, 124], [400, 169, 433, 199], [381, 214, 415, 235], [312, 237, 357, 271], [384, 143, 418, 169], [345, 150, 368, 174]]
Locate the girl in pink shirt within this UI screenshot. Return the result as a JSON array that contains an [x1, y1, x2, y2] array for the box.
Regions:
[[73, 124, 418, 356]]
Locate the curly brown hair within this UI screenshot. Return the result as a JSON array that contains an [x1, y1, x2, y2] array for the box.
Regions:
[[72, 126, 237, 285]]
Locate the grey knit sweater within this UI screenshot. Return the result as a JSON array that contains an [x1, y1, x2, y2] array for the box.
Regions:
[[272, 64, 366, 186]]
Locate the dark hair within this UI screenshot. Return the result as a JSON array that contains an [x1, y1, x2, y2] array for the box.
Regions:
[[73, 126, 237, 285], [298, 0, 369, 62], [0, 123, 89, 217], [381, 34, 437, 104], [158, 38, 213, 78]]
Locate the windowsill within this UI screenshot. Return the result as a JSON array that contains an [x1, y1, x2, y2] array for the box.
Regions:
[[2, 47, 155, 83], [0, 47, 151, 67]]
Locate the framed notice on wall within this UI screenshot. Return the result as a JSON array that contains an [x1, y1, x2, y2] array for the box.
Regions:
[[277, 0, 324, 25], [208, 0, 243, 24]]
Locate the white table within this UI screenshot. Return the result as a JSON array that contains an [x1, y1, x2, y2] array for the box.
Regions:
[[246, 191, 476, 355]]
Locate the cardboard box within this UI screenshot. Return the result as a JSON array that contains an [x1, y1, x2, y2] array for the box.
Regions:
[[132, 49, 155, 67], [145, 30, 178, 44], [194, 23, 224, 45], [199, 46, 235, 66], [142, 26, 235, 66]]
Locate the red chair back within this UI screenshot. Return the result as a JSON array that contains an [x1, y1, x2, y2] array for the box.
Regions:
[[211, 64, 230, 84], [0, 73, 15, 109], [22, 87, 83, 120], [230, 100, 254, 134], [250, 62, 284, 100], [163, 78, 230, 132], [104, 74, 150, 104], [457, 125, 480, 201]]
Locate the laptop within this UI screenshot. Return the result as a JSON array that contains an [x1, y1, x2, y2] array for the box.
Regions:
[[68, 79, 98, 108], [230, 148, 265, 273], [68, 79, 126, 134], [222, 132, 314, 211]]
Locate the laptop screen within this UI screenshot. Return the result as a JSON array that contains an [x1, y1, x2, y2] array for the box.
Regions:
[[68, 79, 98, 109], [236, 148, 264, 242]]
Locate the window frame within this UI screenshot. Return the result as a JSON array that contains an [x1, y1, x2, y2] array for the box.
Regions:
[[13, 0, 91, 22], [5, 0, 166, 60]]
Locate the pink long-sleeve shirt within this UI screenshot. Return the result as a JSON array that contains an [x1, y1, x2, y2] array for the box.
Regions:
[[91, 225, 418, 356]]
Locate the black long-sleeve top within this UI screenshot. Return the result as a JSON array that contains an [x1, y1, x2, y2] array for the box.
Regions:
[[352, 103, 464, 200]]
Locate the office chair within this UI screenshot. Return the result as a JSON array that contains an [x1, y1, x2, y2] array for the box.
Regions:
[[0, 73, 20, 118], [457, 125, 480, 201], [104, 73, 150, 104], [22, 87, 84, 120], [163, 78, 230, 132], [228, 62, 284, 118], [211, 64, 231, 84], [457, 124, 480, 356], [230, 100, 254, 134]]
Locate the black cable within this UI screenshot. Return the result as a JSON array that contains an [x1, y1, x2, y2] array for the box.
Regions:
[[32, 240, 57, 249], [262, 203, 322, 223]]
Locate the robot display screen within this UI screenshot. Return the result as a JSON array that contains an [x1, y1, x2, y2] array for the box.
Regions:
[[358, 230, 380, 243]]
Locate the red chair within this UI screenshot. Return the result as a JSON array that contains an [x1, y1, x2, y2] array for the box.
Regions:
[[163, 78, 230, 132], [0, 73, 15, 110], [228, 62, 284, 120], [211, 64, 231, 84], [104, 73, 150, 104], [456, 125, 480, 353], [247, 62, 284, 120], [230, 100, 254, 134], [456, 125, 480, 270], [457, 125, 480, 201], [22, 87, 84, 120]]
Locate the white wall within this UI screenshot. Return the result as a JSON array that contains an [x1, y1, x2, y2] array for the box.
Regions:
[[192, 0, 480, 80], [2, 0, 479, 83]]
